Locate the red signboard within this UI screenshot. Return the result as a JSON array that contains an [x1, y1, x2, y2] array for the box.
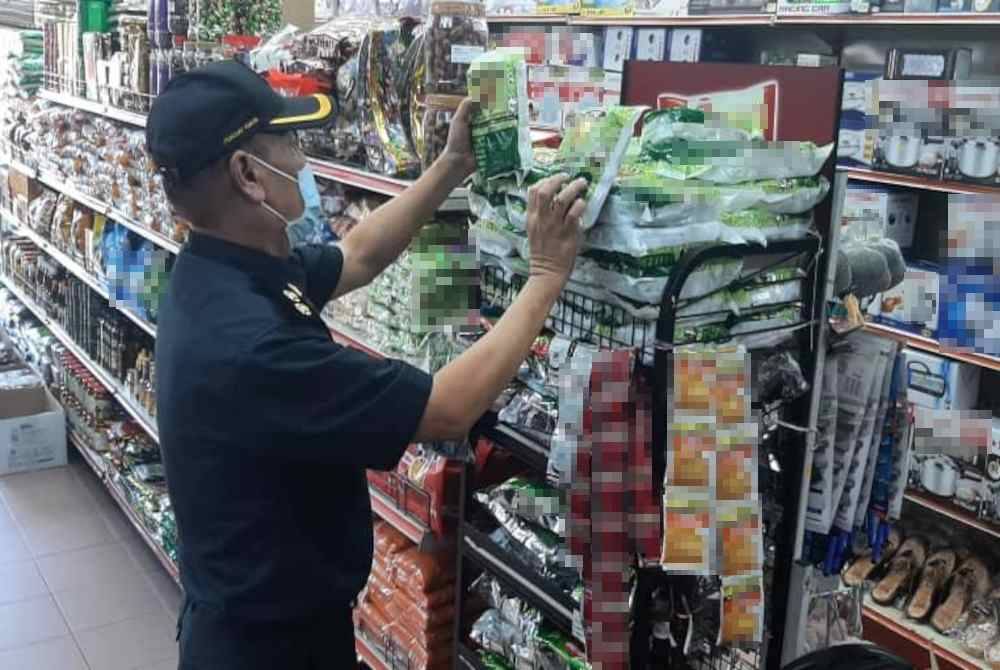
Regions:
[[622, 61, 842, 146]]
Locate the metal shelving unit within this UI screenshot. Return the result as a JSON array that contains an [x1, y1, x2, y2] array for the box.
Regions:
[[842, 166, 1000, 197], [461, 522, 583, 644], [4, 213, 157, 337], [863, 321, 1000, 374], [38, 88, 148, 127], [487, 11, 1000, 25], [307, 158, 470, 212], [69, 432, 180, 585], [23, 166, 183, 254], [863, 598, 981, 670], [0, 273, 160, 442]]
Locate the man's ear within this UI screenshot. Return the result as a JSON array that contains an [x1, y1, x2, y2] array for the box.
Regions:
[[228, 150, 267, 204]]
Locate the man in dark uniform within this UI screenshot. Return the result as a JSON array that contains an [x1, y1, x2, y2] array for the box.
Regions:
[[146, 61, 588, 669]]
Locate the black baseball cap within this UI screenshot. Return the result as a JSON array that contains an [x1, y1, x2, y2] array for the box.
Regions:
[[147, 60, 335, 182]]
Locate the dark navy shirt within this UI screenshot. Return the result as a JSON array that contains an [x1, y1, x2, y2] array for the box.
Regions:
[[155, 232, 432, 621]]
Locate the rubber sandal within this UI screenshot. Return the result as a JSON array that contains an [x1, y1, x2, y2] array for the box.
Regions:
[[871, 537, 928, 606], [843, 528, 903, 588], [931, 556, 991, 634], [906, 548, 957, 621]]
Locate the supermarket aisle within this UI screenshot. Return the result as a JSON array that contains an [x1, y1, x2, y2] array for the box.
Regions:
[[0, 458, 181, 670]]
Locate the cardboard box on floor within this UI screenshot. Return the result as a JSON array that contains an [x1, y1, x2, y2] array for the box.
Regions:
[[0, 363, 67, 477]]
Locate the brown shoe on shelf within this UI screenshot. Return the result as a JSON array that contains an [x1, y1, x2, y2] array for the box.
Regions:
[[872, 537, 928, 606], [931, 556, 991, 634], [905, 548, 957, 621], [843, 528, 904, 588]]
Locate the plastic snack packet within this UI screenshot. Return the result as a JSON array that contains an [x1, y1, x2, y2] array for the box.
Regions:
[[554, 105, 645, 230], [661, 487, 712, 574], [716, 426, 758, 502], [667, 421, 715, 488], [720, 576, 764, 644], [468, 49, 532, 180], [717, 501, 763, 577]]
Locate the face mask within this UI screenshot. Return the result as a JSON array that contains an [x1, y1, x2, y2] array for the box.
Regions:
[[250, 155, 325, 247]]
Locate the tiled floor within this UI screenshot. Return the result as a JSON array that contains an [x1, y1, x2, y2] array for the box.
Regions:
[[0, 458, 181, 670]]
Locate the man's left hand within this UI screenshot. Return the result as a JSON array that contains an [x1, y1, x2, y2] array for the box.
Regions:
[[441, 98, 479, 181]]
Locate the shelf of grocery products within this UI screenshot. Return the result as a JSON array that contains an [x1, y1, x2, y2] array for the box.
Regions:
[[323, 316, 390, 360], [863, 321, 1000, 373], [462, 522, 584, 645], [843, 167, 1000, 196], [28, 168, 182, 254], [25, 89, 563, 208], [863, 598, 980, 670], [778, 11, 1000, 23], [355, 632, 389, 670], [568, 12, 775, 25], [38, 89, 148, 127], [0, 273, 160, 442], [486, 13, 567, 22], [904, 489, 1000, 541], [69, 431, 180, 586], [488, 11, 1000, 25], [307, 157, 470, 211], [3, 214, 157, 337]]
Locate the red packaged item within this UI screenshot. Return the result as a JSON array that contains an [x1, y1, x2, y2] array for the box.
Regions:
[[384, 623, 452, 670], [373, 520, 411, 557], [392, 546, 454, 595], [370, 554, 393, 586], [354, 599, 390, 643], [368, 446, 462, 538], [629, 380, 660, 561], [385, 589, 455, 632], [587, 349, 634, 670], [365, 571, 394, 614], [264, 70, 328, 97]]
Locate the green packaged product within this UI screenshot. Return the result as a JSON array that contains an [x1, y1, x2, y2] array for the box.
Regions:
[[479, 651, 515, 670], [534, 629, 591, 670], [409, 222, 478, 332], [554, 105, 645, 230], [468, 49, 532, 180]]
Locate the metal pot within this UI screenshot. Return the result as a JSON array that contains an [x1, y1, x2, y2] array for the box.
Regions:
[[885, 134, 922, 168], [958, 138, 1000, 179], [920, 455, 959, 497]]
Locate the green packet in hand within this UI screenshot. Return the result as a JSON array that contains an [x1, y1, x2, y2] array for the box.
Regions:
[[553, 105, 646, 230], [468, 49, 533, 180]]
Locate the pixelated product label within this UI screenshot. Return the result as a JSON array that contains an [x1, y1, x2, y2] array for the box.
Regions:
[[901, 54, 946, 78], [472, 116, 520, 177], [657, 81, 779, 140], [451, 45, 485, 64]]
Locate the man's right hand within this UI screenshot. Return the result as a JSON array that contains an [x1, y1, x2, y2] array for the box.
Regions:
[[414, 175, 589, 443], [525, 174, 588, 284]]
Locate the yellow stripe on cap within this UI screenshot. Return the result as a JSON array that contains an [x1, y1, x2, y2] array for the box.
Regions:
[[269, 94, 333, 126]]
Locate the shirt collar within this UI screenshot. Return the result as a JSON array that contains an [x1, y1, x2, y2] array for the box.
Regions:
[[184, 231, 306, 292]]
